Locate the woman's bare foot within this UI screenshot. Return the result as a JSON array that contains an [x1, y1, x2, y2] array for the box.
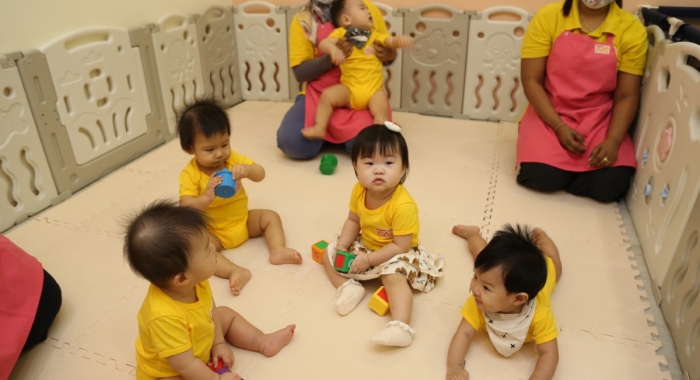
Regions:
[[258, 324, 296, 357], [269, 247, 302, 265], [229, 267, 252, 296], [301, 126, 326, 140], [452, 225, 481, 240]]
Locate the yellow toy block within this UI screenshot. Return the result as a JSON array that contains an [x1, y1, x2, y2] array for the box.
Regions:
[[369, 286, 389, 316], [311, 240, 328, 264]]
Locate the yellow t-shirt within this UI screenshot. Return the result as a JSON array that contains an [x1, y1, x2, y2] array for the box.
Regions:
[[179, 152, 253, 234], [522, 0, 647, 75], [328, 26, 389, 108], [288, 0, 388, 94], [135, 281, 215, 380], [460, 256, 558, 345], [348, 182, 420, 251]]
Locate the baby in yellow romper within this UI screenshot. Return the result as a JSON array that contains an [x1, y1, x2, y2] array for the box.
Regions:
[[178, 99, 302, 296], [301, 0, 413, 140]]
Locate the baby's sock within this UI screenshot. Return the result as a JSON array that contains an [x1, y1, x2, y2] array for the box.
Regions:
[[370, 321, 415, 347], [335, 279, 365, 316]]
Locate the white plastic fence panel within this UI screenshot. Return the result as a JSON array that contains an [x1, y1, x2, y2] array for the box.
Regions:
[[152, 13, 206, 134], [197, 6, 243, 108], [463, 6, 530, 122], [627, 41, 700, 285], [400, 5, 470, 117], [660, 197, 700, 380], [234, 1, 290, 101], [376, 3, 403, 110], [40, 27, 151, 165], [0, 54, 58, 232], [643, 25, 667, 87]]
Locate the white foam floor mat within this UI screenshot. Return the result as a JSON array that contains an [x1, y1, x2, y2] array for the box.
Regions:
[[7, 101, 670, 379]]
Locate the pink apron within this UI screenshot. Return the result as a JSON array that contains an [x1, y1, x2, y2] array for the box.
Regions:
[[517, 31, 636, 171], [303, 22, 392, 144], [0, 235, 43, 379]]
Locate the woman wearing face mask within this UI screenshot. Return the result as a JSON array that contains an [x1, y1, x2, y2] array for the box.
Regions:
[[517, 0, 647, 203], [277, 0, 397, 159]]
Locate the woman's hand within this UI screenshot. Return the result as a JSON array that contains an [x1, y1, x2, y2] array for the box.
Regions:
[[589, 138, 620, 167], [348, 252, 370, 274], [211, 342, 235, 369], [336, 37, 354, 59], [374, 42, 397, 64], [555, 124, 587, 154]]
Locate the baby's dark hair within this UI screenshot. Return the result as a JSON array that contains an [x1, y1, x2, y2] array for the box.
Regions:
[[123, 199, 211, 288], [474, 224, 547, 300], [351, 124, 409, 183], [177, 98, 231, 152], [330, 0, 348, 28]]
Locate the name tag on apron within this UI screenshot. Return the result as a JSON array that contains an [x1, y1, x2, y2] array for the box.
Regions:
[[595, 44, 611, 54]]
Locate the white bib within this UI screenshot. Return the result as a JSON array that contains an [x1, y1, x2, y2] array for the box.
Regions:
[[483, 299, 536, 357]]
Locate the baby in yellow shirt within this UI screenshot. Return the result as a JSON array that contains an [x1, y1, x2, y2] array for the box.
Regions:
[[301, 0, 413, 140], [446, 224, 563, 380], [124, 200, 295, 380], [178, 99, 302, 296]]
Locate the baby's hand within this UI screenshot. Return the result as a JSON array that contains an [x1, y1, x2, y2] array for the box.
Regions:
[[211, 342, 234, 369], [446, 365, 469, 380], [394, 35, 414, 48], [329, 47, 346, 66], [206, 173, 224, 200], [348, 252, 370, 274], [231, 164, 249, 181]]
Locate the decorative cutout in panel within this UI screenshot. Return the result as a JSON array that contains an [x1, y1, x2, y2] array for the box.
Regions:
[[197, 6, 243, 108], [233, 1, 290, 101], [627, 41, 700, 284], [40, 28, 151, 165], [152, 14, 206, 134], [463, 7, 530, 122], [400, 5, 470, 117], [0, 54, 58, 232], [376, 2, 403, 110]]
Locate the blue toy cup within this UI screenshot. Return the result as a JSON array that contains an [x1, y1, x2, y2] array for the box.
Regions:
[[215, 169, 236, 198]]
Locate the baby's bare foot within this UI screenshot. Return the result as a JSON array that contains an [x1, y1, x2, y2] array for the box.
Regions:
[[229, 268, 251, 296], [269, 247, 302, 265], [452, 225, 481, 240], [259, 324, 296, 357], [301, 126, 326, 140]]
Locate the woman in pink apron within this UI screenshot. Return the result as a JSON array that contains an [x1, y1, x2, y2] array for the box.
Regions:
[[517, 0, 647, 202], [0, 235, 62, 378], [277, 0, 396, 159]]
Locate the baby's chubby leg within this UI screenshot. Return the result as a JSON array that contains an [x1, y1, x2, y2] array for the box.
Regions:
[[452, 225, 486, 260], [370, 274, 415, 347], [302, 84, 350, 140], [214, 306, 295, 357], [247, 209, 301, 265], [209, 231, 251, 296], [367, 88, 390, 125]]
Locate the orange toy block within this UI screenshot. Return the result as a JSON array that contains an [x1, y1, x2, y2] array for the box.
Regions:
[[311, 240, 328, 264], [369, 286, 389, 316]]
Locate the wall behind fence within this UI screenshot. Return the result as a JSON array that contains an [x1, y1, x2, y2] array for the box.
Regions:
[[2, 0, 699, 54], [0, 0, 231, 53], [232, 0, 700, 17]]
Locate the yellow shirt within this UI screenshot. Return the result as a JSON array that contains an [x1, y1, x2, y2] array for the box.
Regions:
[[288, 0, 388, 94], [135, 281, 215, 380], [179, 152, 253, 234], [522, 0, 647, 75], [328, 26, 389, 109], [460, 256, 558, 345], [348, 182, 420, 251]]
